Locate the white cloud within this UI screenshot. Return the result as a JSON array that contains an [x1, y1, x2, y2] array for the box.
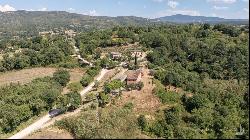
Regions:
[[155, 9, 200, 18], [213, 5, 229, 10], [242, 0, 249, 2], [152, 0, 165, 2], [143, 5, 147, 9], [82, 10, 99, 16], [243, 8, 249, 12], [0, 4, 16, 12], [211, 13, 217, 17], [168, 1, 179, 9], [38, 7, 47, 11], [68, 8, 75, 11], [207, 0, 237, 4]]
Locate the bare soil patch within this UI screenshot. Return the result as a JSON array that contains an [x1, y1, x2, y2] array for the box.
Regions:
[[0, 67, 57, 87], [115, 68, 161, 113]]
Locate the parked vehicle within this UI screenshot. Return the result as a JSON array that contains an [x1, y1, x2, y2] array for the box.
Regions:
[[49, 109, 63, 118]]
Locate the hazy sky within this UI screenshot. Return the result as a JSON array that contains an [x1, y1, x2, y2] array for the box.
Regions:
[[0, 0, 249, 19]]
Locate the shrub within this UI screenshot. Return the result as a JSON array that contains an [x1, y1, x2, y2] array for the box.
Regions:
[[68, 82, 83, 92], [123, 102, 134, 110], [80, 74, 93, 87], [137, 82, 144, 90], [137, 115, 148, 131], [53, 69, 70, 87], [66, 92, 82, 111]]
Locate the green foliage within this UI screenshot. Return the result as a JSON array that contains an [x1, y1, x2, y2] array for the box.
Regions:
[[137, 115, 148, 131], [123, 102, 134, 110], [156, 90, 181, 104], [0, 76, 62, 133], [53, 69, 70, 87], [126, 82, 144, 91], [56, 106, 141, 139], [104, 80, 124, 93], [85, 92, 97, 102], [67, 82, 83, 92], [80, 67, 101, 87], [0, 35, 75, 72], [98, 92, 110, 107], [66, 92, 82, 111], [80, 74, 93, 87], [86, 66, 101, 77]]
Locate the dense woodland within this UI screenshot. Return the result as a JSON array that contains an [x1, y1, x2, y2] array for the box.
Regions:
[[57, 24, 249, 139], [140, 24, 248, 139], [0, 35, 77, 72], [0, 23, 249, 139], [0, 69, 81, 134]]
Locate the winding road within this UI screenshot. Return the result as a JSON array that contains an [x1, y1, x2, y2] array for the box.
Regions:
[[9, 69, 108, 139], [73, 45, 93, 66]]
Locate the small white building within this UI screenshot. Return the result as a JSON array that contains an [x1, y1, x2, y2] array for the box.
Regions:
[[131, 50, 143, 57], [110, 52, 122, 60]]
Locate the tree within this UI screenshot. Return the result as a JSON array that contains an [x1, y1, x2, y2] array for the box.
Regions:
[[134, 53, 138, 67], [66, 92, 82, 110], [42, 88, 61, 109], [53, 69, 70, 87], [203, 23, 210, 30], [2, 54, 15, 70], [14, 55, 30, 69], [137, 115, 148, 131], [80, 74, 93, 87], [68, 82, 83, 92], [98, 92, 110, 107], [104, 80, 124, 93]]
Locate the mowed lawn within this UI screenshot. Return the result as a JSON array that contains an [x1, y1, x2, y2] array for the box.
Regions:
[[0, 67, 85, 87]]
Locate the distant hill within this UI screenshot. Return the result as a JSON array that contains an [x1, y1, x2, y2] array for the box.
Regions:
[[0, 10, 152, 36], [0, 11, 248, 37], [155, 14, 249, 24]]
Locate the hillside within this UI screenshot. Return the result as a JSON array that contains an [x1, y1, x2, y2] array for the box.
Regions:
[[0, 10, 152, 36], [155, 14, 249, 24], [0, 11, 248, 38]]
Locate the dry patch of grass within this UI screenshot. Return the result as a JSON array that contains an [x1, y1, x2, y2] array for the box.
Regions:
[[0, 67, 57, 87], [61, 68, 86, 94], [115, 68, 161, 114], [25, 127, 73, 139]]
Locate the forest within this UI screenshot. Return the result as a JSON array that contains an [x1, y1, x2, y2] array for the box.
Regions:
[[139, 24, 249, 139], [0, 23, 249, 139], [0, 69, 81, 134], [53, 24, 249, 139]]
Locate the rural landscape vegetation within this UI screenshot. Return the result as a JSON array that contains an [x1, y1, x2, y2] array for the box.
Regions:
[[0, 0, 249, 139]]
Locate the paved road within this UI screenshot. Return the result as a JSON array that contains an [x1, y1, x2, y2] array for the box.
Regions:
[[8, 69, 108, 139]]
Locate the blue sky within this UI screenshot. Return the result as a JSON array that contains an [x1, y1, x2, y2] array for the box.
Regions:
[[0, 0, 249, 19]]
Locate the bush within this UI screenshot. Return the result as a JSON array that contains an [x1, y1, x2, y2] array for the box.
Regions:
[[156, 90, 181, 104], [66, 92, 82, 111], [137, 82, 144, 90], [53, 69, 70, 87], [80, 74, 93, 87], [86, 66, 101, 77], [68, 82, 83, 92], [126, 82, 144, 91], [104, 80, 124, 93], [137, 115, 148, 131], [123, 102, 134, 110]]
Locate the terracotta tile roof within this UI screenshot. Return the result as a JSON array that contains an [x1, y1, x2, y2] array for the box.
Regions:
[[126, 70, 141, 80]]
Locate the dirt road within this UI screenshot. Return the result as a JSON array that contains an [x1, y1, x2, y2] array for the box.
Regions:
[[8, 69, 108, 139], [9, 115, 51, 139]]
